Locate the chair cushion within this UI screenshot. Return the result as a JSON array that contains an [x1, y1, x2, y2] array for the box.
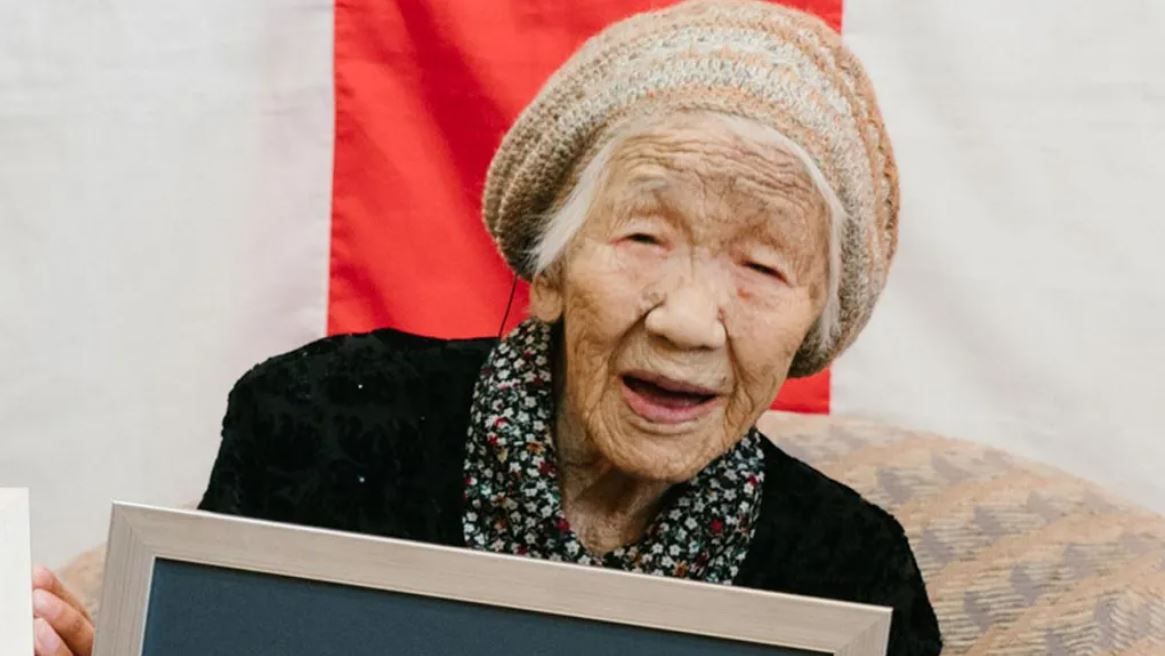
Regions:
[[758, 411, 1165, 655]]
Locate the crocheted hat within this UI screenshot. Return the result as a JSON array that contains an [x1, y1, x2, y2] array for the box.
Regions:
[[482, 0, 898, 377]]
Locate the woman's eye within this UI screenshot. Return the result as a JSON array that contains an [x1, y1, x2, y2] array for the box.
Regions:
[[746, 262, 784, 280], [627, 233, 661, 246]]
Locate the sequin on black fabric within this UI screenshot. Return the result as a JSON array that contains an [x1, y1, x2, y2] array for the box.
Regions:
[[462, 319, 765, 583]]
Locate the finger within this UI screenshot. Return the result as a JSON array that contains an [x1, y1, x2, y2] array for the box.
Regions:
[[33, 617, 75, 656], [31, 565, 91, 622], [32, 590, 92, 656], [31, 564, 53, 589]]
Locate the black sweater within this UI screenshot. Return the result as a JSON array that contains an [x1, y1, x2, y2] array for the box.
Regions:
[[199, 328, 942, 655]]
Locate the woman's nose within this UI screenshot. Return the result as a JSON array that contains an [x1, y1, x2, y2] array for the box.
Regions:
[[644, 280, 727, 350]]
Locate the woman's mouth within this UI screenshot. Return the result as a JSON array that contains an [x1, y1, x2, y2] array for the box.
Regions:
[[620, 373, 721, 424]]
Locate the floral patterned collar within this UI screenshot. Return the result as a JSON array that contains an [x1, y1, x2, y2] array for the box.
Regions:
[[462, 319, 766, 584]]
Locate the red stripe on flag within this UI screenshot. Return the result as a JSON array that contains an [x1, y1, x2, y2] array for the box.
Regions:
[[330, 0, 841, 413]]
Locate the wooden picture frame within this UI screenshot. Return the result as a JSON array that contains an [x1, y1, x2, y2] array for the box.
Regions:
[[95, 503, 890, 656], [0, 488, 33, 656]]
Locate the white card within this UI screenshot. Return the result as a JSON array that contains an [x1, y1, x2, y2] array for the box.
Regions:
[[0, 489, 33, 655]]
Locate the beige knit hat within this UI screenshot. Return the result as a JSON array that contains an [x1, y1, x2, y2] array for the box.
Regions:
[[483, 0, 898, 377]]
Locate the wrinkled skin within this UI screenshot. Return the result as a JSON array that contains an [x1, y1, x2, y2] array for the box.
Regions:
[[530, 113, 831, 554]]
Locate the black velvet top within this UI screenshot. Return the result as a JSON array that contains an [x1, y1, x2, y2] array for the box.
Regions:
[[198, 328, 942, 656]]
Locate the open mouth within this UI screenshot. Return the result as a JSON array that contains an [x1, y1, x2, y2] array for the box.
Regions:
[[620, 373, 720, 425]]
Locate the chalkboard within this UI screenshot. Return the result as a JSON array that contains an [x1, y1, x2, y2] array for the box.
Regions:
[[142, 559, 821, 656], [94, 506, 888, 655]]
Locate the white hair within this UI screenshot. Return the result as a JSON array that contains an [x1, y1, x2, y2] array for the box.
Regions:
[[528, 112, 845, 350]]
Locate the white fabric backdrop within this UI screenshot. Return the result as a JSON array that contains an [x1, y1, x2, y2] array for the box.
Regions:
[[0, 0, 334, 567], [837, 0, 1165, 513]]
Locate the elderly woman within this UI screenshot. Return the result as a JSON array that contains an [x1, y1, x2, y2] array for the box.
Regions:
[[32, 1, 940, 655]]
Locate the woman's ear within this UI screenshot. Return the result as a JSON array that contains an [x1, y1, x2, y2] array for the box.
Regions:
[[529, 269, 565, 323]]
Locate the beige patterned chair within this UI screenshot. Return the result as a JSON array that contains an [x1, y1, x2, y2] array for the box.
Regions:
[[60, 413, 1165, 654]]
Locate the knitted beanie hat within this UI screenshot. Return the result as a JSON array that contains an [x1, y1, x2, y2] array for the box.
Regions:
[[483, 0, 898, 377]]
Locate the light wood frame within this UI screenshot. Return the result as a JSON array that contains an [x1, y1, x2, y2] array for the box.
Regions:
[[95, 503, 890, 656], [0, 488, 33, 656]]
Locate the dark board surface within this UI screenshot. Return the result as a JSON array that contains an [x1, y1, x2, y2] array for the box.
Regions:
[[142, 558, 822, 656]]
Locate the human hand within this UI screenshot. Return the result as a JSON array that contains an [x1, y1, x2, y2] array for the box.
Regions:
[[30, 565, 93, 656]]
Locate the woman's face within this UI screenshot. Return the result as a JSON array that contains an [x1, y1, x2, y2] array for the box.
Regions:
[[533, 114, 831, 483]]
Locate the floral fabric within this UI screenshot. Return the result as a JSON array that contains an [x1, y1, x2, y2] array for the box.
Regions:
[[462, 319, 766, 583]]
